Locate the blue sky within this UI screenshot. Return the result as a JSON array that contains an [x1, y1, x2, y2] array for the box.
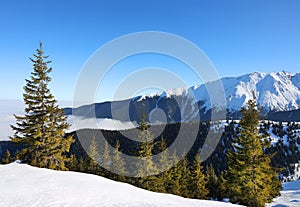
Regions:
[[0, 0, 299, 102]]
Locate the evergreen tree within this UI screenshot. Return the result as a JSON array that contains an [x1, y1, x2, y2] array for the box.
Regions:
[[164, 150, 181, 195], [87, 136, 100, 172], [206, 163, 218, 199], [14, 150, 20, 161], [177, 157, 194, 198], [10, 43, 74, 170], [165, 154, 191, 197], [67, 154, 78, 171], [156, 136, 172, 170], [225, 100, 281, 207], [101, 140, 111, 172], [154, 136, 172, 193], [89, 136, 100, 162], [189, 153, 208, 199], [2, 150, 12, 164], [111, 140, 126, 181], [216, 171, 227, 201], [78, 157, 85, 172], [135, 114, 158, 190]]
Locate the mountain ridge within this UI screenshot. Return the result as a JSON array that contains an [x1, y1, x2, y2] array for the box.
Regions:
[[66, 71, 300, 123]]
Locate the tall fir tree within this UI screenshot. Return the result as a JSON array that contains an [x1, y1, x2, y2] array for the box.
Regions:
[[135, 114, 159, 190], [2, 150, 12, 164], [216, 171, 227, 201], [87, 136, 100, 172], [111, 140, 126, 181], [154, 136, 172, 193], [78, 157, 86, 172], [206, 163, 218, 199], [10, 43, 74, 170], [164, 150, 182, 195], [101, 140, 111, 173], [225, 99, 281, 207], [189, 153, 208, 199], [177, 157, 192, 198]]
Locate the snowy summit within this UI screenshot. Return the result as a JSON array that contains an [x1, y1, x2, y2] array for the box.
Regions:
[[182, 71, 300, 112]]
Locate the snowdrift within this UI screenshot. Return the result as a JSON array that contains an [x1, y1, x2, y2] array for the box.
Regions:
[[0, 162, 240, 207], [267, 180, 300, 206]]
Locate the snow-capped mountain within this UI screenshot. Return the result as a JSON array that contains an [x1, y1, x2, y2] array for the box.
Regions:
[[165, 71, 300, 112], [66, 71, 300, 124]]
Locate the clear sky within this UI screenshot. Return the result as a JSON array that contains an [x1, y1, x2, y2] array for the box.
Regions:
[[0, 0, 299, 102]]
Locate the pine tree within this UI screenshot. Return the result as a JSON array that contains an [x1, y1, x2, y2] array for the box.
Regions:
[[154, 136, 172, 193], [169, 156, 192, 197], [135, 114, 154, 177], [225, 99, 281, 207], [2, 150, 12, 164], [87, 136, 100, 172], [189, 153, 208, 199], [101, 140, 111, 172], [216, 171, 227, 201], [135, 114, 159, 190], [164, 150, 182, 195], [78, 157, 85, 172], [206, 163, 218, 199], [67, 154, 78, 171], [14, 150, 20, 161], [10, 43, 74, 170], [111, 140, 126, 181], [156, 136, 172, 170]]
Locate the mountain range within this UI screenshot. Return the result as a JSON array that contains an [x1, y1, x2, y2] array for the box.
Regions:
[[65, 71, 300, 123]]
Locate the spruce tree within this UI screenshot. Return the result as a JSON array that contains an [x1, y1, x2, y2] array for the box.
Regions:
[[216, 171, 227, 201], [10, 43, 74, 170], [101, 140, 111, 172], [111, 140, 126, 181], [2, 150, 12, 164], [155, 136, 172, 193], [189, 153, 208, 199], [206, 163, 218, 199], [156, 136, 172, 170], [165, 150, 182, 195], [67, 154, 78, 171], [87, 136, 100, 172], [164, 153, 191, 197], [135, 114, 158, 190], [78, 157, 85, 172], [225, 100, 281, 207]]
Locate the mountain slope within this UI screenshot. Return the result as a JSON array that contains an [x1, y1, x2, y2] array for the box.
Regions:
[[66, 71, 300, 124], [0, 162, 240, 207], [186, 71, 300, 112]]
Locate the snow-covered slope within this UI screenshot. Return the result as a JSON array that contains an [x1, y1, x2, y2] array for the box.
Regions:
[[268, 180, 300, 206], [0, 162, 241, 207], [162, 71, 300, 112]]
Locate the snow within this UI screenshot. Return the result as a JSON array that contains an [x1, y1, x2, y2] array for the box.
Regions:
[[155, 71, 300, 113], [268, 180, 300, 207], [195, 71, 300, 112], [130, 71, 300, 118], [0, 162, 241, 207]]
